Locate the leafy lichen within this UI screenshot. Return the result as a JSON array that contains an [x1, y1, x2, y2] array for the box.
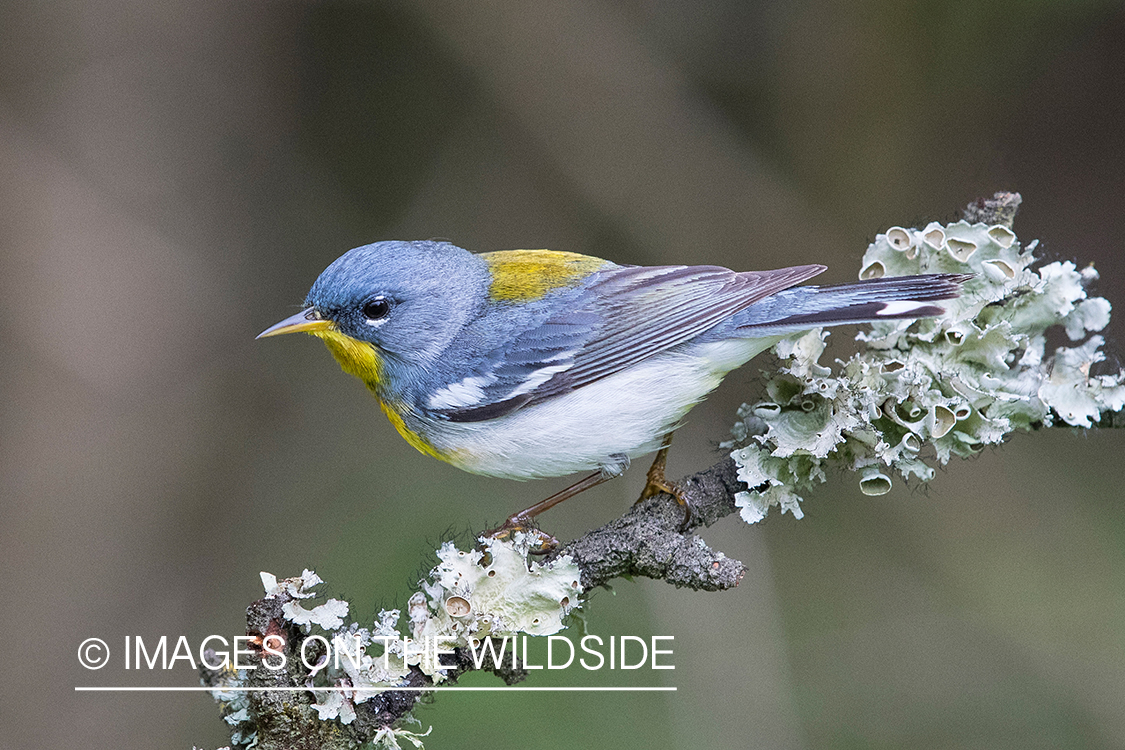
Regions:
[[728, 216, 1125, 523], [207, 535, 583, 748]]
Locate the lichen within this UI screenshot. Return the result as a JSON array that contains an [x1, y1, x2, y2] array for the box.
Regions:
[[207, 535, 584, 748], [422, 534, 582, 642], [728, 215, 1124, 522]]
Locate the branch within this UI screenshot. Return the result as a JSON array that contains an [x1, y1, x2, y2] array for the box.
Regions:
[[551, 457, 746, 590], [204, 193, 1125, 749]]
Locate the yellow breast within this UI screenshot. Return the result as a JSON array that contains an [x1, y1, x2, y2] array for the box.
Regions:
[[312, 329, 449, 462]]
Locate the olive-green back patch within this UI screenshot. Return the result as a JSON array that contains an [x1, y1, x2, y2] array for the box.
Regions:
[[480, 249, 608, 303]]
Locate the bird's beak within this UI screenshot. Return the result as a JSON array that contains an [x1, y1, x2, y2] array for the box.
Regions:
[[256, 308, 334, 339]]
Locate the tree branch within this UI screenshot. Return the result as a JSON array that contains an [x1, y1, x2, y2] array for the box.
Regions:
[[550, 457, 746, 590], [205, 192, 1125, 748]]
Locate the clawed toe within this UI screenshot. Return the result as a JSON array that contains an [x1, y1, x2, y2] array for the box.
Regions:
[[637, 440, 693, 531], [482, 520, 559, 554]]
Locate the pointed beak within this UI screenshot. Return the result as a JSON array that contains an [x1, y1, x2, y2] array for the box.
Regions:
[[256, 308, 334, 339]]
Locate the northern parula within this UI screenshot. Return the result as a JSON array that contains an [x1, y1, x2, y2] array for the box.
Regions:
[[259, 241, 966, 529]]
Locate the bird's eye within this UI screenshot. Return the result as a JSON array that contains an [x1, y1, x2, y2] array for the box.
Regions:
[[361, 297, 392, 322]]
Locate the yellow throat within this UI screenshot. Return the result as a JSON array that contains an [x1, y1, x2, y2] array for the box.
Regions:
[[311, 329, 447, 462]]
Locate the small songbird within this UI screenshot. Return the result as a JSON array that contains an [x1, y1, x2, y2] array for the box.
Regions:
[[259, 241, 966, 533]]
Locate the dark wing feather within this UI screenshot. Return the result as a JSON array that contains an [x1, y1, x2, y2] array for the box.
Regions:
[[438, 263, 825, 422]]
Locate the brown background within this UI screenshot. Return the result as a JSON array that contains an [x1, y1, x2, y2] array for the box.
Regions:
[[2, 1, 1124, 748]]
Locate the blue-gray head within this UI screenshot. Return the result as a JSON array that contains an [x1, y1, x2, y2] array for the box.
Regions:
[[258, 240, 488, 364]]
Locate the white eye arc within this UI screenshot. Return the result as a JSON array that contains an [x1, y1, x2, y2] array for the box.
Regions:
[[361, 296, 392, 326]]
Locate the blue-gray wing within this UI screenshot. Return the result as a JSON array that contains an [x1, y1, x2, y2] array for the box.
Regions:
[[430, 263, 825, 422]]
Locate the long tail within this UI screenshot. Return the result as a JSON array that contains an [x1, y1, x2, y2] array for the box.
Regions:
[[733, 273, 971, 336]]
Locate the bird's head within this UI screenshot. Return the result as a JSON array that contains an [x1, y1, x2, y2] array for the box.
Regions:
[[258, 240, 488, 385]]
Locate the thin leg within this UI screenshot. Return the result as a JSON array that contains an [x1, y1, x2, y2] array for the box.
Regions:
[[507, 471, 611, 526], [487, 471, 612, 548], [636, 433, 693, 530]]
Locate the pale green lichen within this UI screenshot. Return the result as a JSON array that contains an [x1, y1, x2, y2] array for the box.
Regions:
[[208, 534, 583, 748], [282, 597, 349, 630], [371, 725, 433, 749], [407, 534, 581, 678], [728, 215, 1125, 522], [423, 534, 582, 639]]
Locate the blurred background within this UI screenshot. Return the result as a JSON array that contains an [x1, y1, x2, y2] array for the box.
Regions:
[[2, 1, 1124, 748]]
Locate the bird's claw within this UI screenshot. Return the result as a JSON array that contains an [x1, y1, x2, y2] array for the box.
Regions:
[[637, 445, 693, 532], [482, 520, 559, 554]]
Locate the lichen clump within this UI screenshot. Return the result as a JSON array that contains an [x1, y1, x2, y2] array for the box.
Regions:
[[208, 535, 582, 747], [728, 215, 1125, 524]]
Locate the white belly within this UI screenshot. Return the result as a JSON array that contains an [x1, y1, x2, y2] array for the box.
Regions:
[[416, 338, 777, 479]]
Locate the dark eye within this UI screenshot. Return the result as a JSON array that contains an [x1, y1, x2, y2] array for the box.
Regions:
[[361, 297, 391, 321]]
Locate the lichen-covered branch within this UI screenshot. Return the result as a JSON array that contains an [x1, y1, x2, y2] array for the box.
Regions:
[[201, 475, 749, 750], [550, 456, 747, 590], [204, 193, 1125, 749], [726, 192, 1125, 524]]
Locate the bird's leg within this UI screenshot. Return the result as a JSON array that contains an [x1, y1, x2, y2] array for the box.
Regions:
[[486, 471, 613, 550], [506, 471, 611, 526], [637, 432, 692, 531]]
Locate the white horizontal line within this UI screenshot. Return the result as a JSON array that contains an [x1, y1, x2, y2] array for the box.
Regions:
[[76, 686, 676, 692]]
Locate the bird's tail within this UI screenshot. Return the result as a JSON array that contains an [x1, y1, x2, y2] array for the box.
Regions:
[[733, 273, 972, 336]]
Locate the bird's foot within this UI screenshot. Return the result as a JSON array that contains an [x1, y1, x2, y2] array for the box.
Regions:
[[482, 519, 559, 554], [482, 470, 612, 554], [636, 442, 693, 531]]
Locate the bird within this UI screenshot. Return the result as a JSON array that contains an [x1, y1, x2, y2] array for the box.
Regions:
[[259, 240, 967, 536]]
